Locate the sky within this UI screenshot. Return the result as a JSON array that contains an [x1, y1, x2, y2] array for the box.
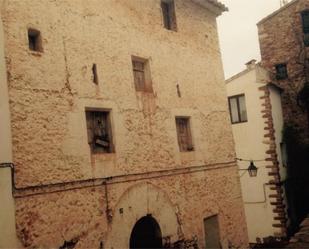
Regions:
[[217, 0, 283, 79]]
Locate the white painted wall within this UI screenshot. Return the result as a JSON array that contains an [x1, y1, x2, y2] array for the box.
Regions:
[[269, 87, 286, 181], [0, 12, 21, 248], [226, 64, 285, 243]]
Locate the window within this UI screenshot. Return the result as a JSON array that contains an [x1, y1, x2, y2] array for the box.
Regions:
[[132, 57, 153, 92], [86, 110, 114, 153], [161, 0, 177, 31], [228, 94, 247, 124], [204, 215, 221, 249], [28, 28, 43, 52], [301, 11, 309, 46], [175, 117, 194, 152], [302, 11, 309, 33], [275, 63, 288, 80]]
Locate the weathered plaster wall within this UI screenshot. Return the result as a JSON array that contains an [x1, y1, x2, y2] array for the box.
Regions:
[[0, 10, 21, 248], [2, 0, 248, 248], [226, 67, 278, 242], [15, 168, 247, 249], [3, 0, 232, 187], [226, 64, 286, 242], [269, 87, 286, 181], [0, 10, 11, 165], [258, 0, 309, 136]]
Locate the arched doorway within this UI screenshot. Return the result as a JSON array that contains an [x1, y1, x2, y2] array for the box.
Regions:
[[130, 215, 163, 249]]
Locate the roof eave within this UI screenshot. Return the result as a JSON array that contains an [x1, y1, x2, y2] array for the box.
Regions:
[[192, 0, 228, 16]]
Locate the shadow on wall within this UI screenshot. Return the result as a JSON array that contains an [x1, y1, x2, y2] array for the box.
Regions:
[[283, 124, 309, 236]]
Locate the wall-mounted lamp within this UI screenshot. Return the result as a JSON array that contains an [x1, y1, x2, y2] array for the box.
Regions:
[[247, 161, 258, 177], [236, 158, 260, 177]]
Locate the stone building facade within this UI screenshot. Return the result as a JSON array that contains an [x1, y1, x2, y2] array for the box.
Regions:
[[258, 0, 309, 136], [0, 0, 248, 248], [257, 0, 309, 233]]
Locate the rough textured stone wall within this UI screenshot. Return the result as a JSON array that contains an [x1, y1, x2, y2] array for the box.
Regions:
[[15, 167, 248, 249], [3, 0, 233, 187], [2, 0, 248, 248], [258, 0, 309, 136]]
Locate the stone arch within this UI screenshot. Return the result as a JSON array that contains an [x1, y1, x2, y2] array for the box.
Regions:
[[105, 182, 179, 249]]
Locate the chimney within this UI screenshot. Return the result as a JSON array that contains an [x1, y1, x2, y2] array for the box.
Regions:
[[245, 59, 257, 70]]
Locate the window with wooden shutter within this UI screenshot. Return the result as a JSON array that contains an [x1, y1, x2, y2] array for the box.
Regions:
[[161, 0, 177, 31], [133, 60, 146, 91], [132, 57, 153, 92], [176, 117, 194, 152], [85, 110, 114, 153]]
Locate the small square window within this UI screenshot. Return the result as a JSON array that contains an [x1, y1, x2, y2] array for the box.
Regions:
[[28, 28, 43, 52], [176, 117, 194, 152], [228, 94, 248, 124], [275, 64, 288, 80], [132, 57, 153, 92], [85, 110, 114, 154], [161, 0, 177, 31]]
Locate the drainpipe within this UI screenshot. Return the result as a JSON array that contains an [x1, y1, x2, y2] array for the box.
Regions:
[[0, 12, 21, 248]]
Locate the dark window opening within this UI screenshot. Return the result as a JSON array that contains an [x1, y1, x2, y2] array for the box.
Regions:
[[161, 0, 177, 31], [275, 63, 288, 80], [92, 64, 99, 84], [176, 117, 194, 152], [86, 110, 114, 154], [130, 215, 162, 249], [132, 57, 153, 92], [301, 11, 309, 46], [228, 94, 247, 124], [302, 11, 309, 33], [176, 84, 181, 97], [304, 34, 309, 47], [28, 28, 43, 52]]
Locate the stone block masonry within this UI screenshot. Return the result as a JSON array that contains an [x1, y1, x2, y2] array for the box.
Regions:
[[258, 0, 309, 138]]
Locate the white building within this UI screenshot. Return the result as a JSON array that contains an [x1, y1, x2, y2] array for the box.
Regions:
[[226, 60, 288, 243]]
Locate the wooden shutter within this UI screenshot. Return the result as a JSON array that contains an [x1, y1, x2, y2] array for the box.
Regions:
[[86, 111, 114, 153], [86, 112, 94, 145], [176, 118, 192, 151], [133, 61, 146, 91]]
